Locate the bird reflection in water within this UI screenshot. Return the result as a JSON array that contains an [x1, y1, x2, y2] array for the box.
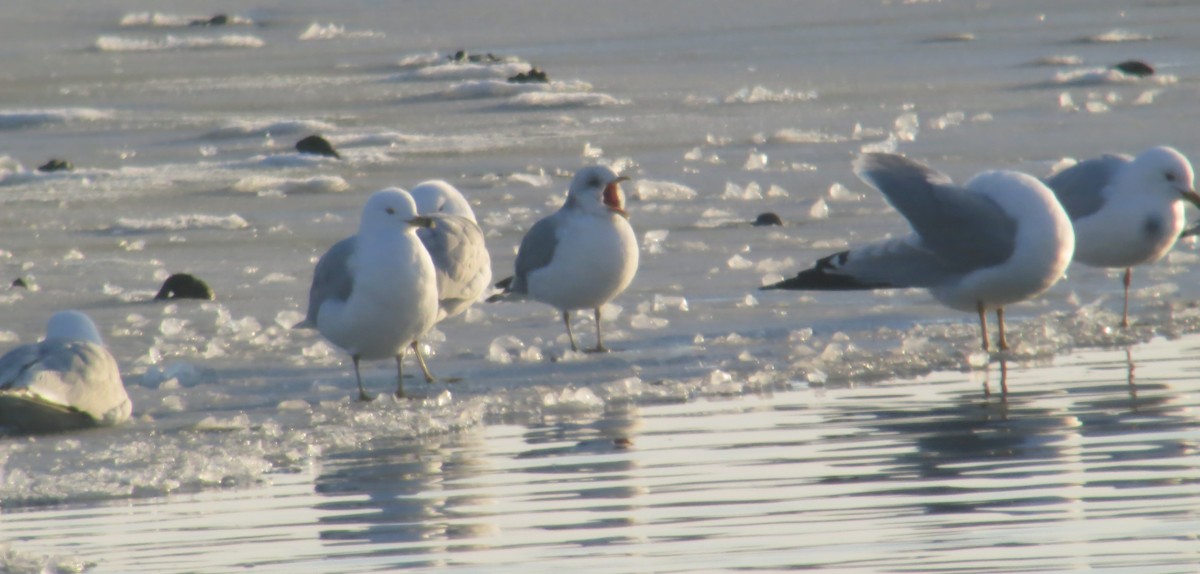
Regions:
[[981, 357, 1011, 403], [309, 404, 645, 565], [512, 405, 646, 547], [1125, 347, 1137, 404], [313, 430, 497, 566]]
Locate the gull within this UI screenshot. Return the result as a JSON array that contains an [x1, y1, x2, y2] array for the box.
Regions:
[[408, 180, 493, 323], [763, 153, 1075, 352], [0, 311, 132, 433], [1043, 146, 1198, 327], [491, 165, 639, 352], [300, 188, 439, 400]]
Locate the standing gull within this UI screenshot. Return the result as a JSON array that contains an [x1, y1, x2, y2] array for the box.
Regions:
[[1043, 146, 1199, 327], [409, 180, 493, 323], [300, 189, 439, 400], [763, 153, 1075, 352], [0, 311, 132, 433], [491, 165, 639, 352]]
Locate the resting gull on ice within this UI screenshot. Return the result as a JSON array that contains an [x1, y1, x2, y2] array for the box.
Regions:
[[1043, 146, 1198, 327], [763, 153, 1075, 352], [299, 188, 439, 400], [491, 165, 639, 352], [0, 311, 132, 433], [408, 180, 492, 323]]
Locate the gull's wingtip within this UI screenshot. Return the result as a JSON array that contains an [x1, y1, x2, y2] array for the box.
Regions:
[[486, 276, 518, 303], [761, 252, 894, 292]]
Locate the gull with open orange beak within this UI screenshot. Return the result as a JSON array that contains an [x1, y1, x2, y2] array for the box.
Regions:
[[491, 165, 640, 352], [1044, 146, 1198, 327]]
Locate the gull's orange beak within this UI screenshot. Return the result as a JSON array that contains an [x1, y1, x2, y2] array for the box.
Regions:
[[603, 176, 630, 218]]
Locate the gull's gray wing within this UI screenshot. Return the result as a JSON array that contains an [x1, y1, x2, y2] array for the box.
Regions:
[[418, 214, 493, 320], [855, 153, 1017, 273], [1043, 153, 1130, 220], [508, 213, 562, 294], [301, 236, 356, 327], [0, 344, 40, 391]]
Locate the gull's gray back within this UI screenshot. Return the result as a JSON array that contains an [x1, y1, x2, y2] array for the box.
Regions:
[[417, 213, 492, 318], [1043, 153, 1130, 220]]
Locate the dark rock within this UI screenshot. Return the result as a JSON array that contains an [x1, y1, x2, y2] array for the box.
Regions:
[[190, 14, 229, 27], [753, 212, 784, 227], [449, 50, 503, 63], [1113, 60, 1154, 77], [11, 278, 28, 289], [507, 67, 549, 84], [154, 273, 214, 300], [37, 159, 73, 172], [295, 135, 340, 159]]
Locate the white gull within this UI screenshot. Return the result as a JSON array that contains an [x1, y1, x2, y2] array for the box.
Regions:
[[1043, 146, 1199, 327], [300, 188, 439, 400], [0, 311, 132, 433], [763, 153, 1075, 352], [408, 180, 493, 323], [491, 165, 639, 352]]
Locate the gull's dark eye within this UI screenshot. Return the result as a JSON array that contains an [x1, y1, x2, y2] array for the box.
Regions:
[[386, 207, 395, 214], [1166, 172, 1177, 182], [588, 176, 603, 188]]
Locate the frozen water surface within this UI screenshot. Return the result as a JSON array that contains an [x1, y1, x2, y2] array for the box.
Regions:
[[2, 0, 1200, 572]]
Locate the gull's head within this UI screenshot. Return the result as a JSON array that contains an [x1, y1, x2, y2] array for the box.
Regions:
[[1131, 146, 1199, 208], [409, 180, 478, 223], [45, 310, 104, 345], [361, 188, 433, 233], [566, 165, 630, 218]]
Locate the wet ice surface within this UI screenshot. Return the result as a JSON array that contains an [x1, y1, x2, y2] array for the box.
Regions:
[[3, 0, 1200, 571]]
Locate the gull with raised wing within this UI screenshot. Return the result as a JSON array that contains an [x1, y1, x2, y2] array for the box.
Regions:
[[409, 180, 493, 323], [763, 153, 1075, 352], [0, 311, 132, 434], [300, 188, 439, 400], [1043, 146, 1199, 327], [491, 165, 639, 352]]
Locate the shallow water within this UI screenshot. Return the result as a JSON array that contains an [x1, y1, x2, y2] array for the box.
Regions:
[[4, 340, 1199, 573], [3, 0, 1200, 571]]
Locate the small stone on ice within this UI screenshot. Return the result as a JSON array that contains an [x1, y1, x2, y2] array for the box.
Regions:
[[753, 212, 783, 226]]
